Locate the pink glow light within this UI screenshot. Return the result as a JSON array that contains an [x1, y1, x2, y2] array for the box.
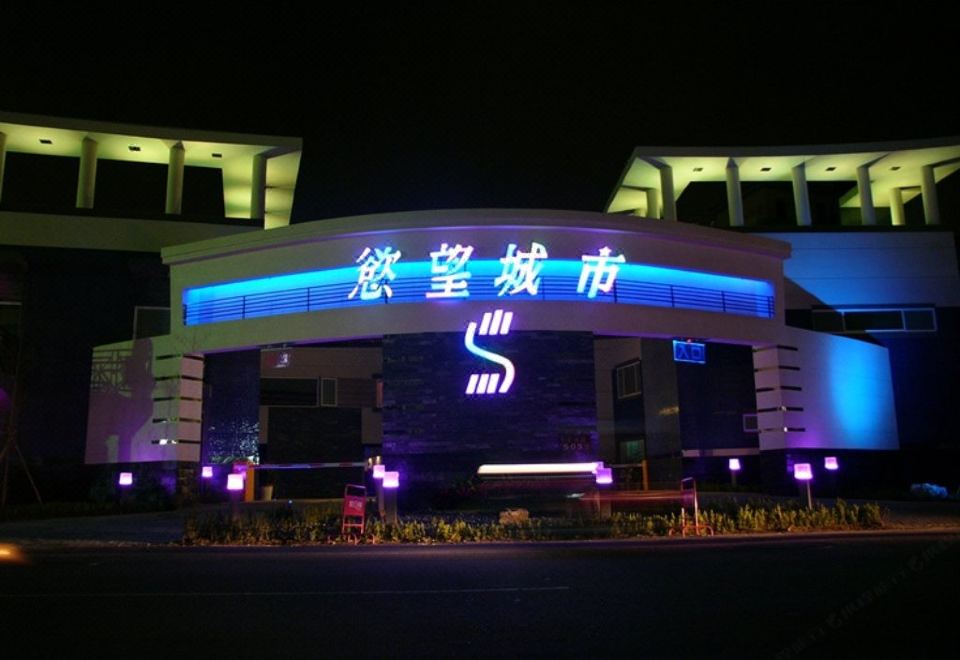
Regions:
[[382, 471, 399, 489], [793, 463, 813, 481], [227, 473, 244, 491], [728, 458, 742, 472], [372, 464, 386, 480], [201, 466, 214, 479], [595, 467, 613, 485], [824, 456, 839, 471], [118, 472, 133, 487]]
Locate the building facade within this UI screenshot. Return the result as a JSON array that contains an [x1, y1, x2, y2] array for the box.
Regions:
[[1, 113, 958, 500]]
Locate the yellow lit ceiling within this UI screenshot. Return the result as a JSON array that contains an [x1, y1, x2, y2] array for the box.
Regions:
[[607, 139, 960, 216], [0, 112, 302, 227]]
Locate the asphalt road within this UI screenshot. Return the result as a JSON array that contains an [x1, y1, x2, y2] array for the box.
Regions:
[[1, 532, 957, 659]]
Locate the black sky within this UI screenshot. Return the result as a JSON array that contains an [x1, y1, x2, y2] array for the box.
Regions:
[[1, 3, 956, 221]]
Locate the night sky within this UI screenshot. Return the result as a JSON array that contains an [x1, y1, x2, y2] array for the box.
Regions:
[[2, 4, 957, 221]]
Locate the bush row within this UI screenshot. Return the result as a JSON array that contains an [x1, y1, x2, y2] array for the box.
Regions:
[[182, 500, 884, 545]]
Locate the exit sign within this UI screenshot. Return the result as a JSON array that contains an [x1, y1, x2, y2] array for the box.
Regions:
[[673, 340, 706, 364]]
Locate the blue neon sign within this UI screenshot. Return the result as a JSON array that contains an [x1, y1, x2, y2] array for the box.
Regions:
[[673, 340, 707, 364]]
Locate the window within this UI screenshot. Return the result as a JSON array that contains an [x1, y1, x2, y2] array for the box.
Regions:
[[616, 361, 642, 399], [133, 306, 170, 339], [320, 378, 338, 407], [811, 307, 936, 334], [742, 413, 759, 433]]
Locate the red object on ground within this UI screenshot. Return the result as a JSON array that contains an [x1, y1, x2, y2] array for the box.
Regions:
[[341, 484, 367, 536]]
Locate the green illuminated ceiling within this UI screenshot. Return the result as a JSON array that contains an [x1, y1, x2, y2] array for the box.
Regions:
[[0, 112, 302, 227], [607, 139, 960, 216]]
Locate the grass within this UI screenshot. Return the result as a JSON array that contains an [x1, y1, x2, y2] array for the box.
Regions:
[[181, 499, 885, 546]]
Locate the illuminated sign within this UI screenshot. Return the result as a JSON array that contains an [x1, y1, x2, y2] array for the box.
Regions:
[[464, 309, 515, 395], [349, 246, 402, 300], [578, 247, 625, 298], [426, 242, 474, 298], [182, 241, 776, 325], [495, 242, 548, 296], [673, 340, 706, 364]]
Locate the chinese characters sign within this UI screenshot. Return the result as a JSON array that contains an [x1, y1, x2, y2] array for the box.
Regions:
[[348, 242, 625, 302]]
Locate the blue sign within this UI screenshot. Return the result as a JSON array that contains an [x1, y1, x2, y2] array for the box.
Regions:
[[673, 340, 706, 364]]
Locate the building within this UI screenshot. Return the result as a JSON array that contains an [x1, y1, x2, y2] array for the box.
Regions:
[[2, 112, 958, 501]]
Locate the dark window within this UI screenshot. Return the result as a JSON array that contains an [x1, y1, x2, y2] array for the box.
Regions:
[[742, 413, 759, 433], [903, 309, 936, 331], [320, 378, 338, 407], [261, 378, 318, 406], [133, 306, 170, 339], [843, 311, 904, 332], [616, 361, 642, 399], [812, 311, 843, 332]]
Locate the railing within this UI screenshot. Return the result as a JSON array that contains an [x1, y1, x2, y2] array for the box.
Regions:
[[184, 275, 775, 326]]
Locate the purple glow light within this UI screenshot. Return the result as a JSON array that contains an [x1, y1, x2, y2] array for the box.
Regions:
[[382, 471, 399, 489], [372, 464, 386, 480], [595, 467, 613, 485], [824, 456, 839, 471], [118, 472, 133, 487], [227, 473, 244, 491], [728, 458, 742, 472], [201, 466, 214, 479], [793, 463, 813, 481]]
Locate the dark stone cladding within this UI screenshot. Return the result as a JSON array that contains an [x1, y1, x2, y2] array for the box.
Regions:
[[382, 331, 598, 488]]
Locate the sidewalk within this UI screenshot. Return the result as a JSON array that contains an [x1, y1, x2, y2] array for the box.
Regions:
[[2, 497, 959, 548]]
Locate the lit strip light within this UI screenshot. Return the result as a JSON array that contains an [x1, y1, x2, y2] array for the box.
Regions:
[[477, 462, 602, 476], [182, 259, 775, 325], [464, 310, 515, 395]]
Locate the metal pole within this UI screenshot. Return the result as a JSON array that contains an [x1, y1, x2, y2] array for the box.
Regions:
[[806, 481, 813, 509]]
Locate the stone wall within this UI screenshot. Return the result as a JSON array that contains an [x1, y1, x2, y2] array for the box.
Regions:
[[382, 331, 597, 488]]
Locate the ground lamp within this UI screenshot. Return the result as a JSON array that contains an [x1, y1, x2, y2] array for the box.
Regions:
[[381, 471, 399, 525], [595, 466, 613, 485], [372, 464, 386, 480], [226, 473, 244, 492], [793, 463, 813, 508], [824, 456, 839, 471], [118, 472, 133, 487], [728, 458, 741, 486], [201, 465, 214, 479]]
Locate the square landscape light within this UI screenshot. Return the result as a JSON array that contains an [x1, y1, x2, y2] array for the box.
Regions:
[[118, 472, 133, 487], [226, 473, 244, 491], [372, 464, 386, 480], [382, 471, 399, 489], [595, 467, 613, 485], [793, 463, 813, 481], [824, 456, 839, 471], [728, 458, 742, 471], [201, 466, 214, 479]]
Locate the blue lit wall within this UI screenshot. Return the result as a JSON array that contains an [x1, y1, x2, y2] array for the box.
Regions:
[[182, 259, 774, 326]]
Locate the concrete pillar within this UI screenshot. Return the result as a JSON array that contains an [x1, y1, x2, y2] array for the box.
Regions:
[[0, 131, 6, 203], [889, 187, 906, 227], [921, 165, 940, 225], [250, 153, 267, 222], [660, 165, 676, 221], [645, 188, 660, 219], [791, 162, 812, 226], [165, 141, 186, 215], [856, 164, 876, 226], [76, 136, 98, 209], [725, 158, 744, 227]]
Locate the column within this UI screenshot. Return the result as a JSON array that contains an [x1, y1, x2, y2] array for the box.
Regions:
[[645, 188, 660, 219], [889, 187, 906, 227], [165, 141, 186, 215], [250, 153, 267, 222], [791, 162, 812, 226], [0, 131, 6, 203], [76, 136, 98, 209], [856, 164, 876, 225], [725, 158, 744, 227], [921, 165, 940, 225], [659, 164, 676, 221]]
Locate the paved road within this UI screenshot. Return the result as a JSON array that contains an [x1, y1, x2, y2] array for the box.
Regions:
[[2, 532, 957, 659]]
